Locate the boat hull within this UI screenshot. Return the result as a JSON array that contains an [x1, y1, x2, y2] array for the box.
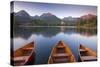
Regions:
[[79, 44, 97, 62], [11, 42, 35, 66], [48, 41, 76, 64]]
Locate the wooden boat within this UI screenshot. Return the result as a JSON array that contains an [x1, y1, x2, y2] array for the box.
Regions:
[[48, 41, 76, 64], [11, 42, 35, 66], [79, 44, 97, 62]]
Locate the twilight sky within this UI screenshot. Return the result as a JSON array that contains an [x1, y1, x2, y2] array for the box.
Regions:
[[12, 1, 97, 18]]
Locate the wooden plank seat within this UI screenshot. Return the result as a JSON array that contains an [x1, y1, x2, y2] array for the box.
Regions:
[[52, 53, 70, 58], [14, 62, 24, 66], [53, 53, 70, 57], [22, 47, 33, 51], [53, 58, 69, 63], [13, 56, 29, 62], [56, 46, 65, 48], [56, 48, 66, 53], [80, 49, 87, 52], [81, 56, 97, 61]]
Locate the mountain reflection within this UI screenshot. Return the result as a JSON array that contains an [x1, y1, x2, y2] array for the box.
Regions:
[[13, 26, 97, 39]]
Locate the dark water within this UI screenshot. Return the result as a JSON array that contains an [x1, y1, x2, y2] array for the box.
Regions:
[[13, 26, 97, 64]]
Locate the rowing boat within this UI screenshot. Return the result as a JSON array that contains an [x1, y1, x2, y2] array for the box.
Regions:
[[11, 42, 35, 66], [48, 41, 76, 64], [79, 44, 97, 62]]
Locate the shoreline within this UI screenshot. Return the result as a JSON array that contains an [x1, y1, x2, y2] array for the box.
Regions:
[[19, 25, 77, 28], [77, 26, 97, 29], [19, 25, 97, 29]]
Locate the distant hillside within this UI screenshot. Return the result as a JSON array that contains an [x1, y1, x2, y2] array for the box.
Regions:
[[11, 10, 97, 28], [77, 14, 97, 28], [31, 12, 61, 25], [12, 10, 61, 26], [14, 10, 32, 24], [80, 14, 96, 20], [62, 16, 79, 26]]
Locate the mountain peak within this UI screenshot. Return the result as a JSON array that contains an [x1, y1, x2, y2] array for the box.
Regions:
[[19, 10, 26, 13], [41, 12, 54, 17], [80, 14, 96, 20], [16, 10, 30, 17]]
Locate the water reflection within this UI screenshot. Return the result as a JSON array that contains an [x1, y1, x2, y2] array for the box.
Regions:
[[14, 27, 97, 39], [12, 26, 97, 64]]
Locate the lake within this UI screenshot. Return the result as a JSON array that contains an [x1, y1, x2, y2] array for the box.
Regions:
[[12, 26, 97, 64]]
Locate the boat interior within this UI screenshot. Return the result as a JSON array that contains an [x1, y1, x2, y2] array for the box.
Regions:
[[12, 42, 34, 65], [80, 45, 97, 61], [51, 41, 71, 63]]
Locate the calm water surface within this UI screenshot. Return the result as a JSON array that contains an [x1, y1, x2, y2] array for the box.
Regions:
[[12, 26, 97, 64]]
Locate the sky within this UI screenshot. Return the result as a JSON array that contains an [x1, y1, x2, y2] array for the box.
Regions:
[[12, 1, 97, 18]]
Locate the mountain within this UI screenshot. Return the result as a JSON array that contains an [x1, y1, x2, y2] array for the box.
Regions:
[[40, 12, 53, 17], [12, 10, 62, 26], [31, 15, 40, 20], [14, 10, 32, 24], [80, 14, 96, 20], [15, 10, 30, 17], [77, 14, 97, 27], [62, 16, 79, 26], [39, 13, 61, 24], [31, 12, 61, 25], [62, 16, 78, 21], [13, 10, 97, 27]]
